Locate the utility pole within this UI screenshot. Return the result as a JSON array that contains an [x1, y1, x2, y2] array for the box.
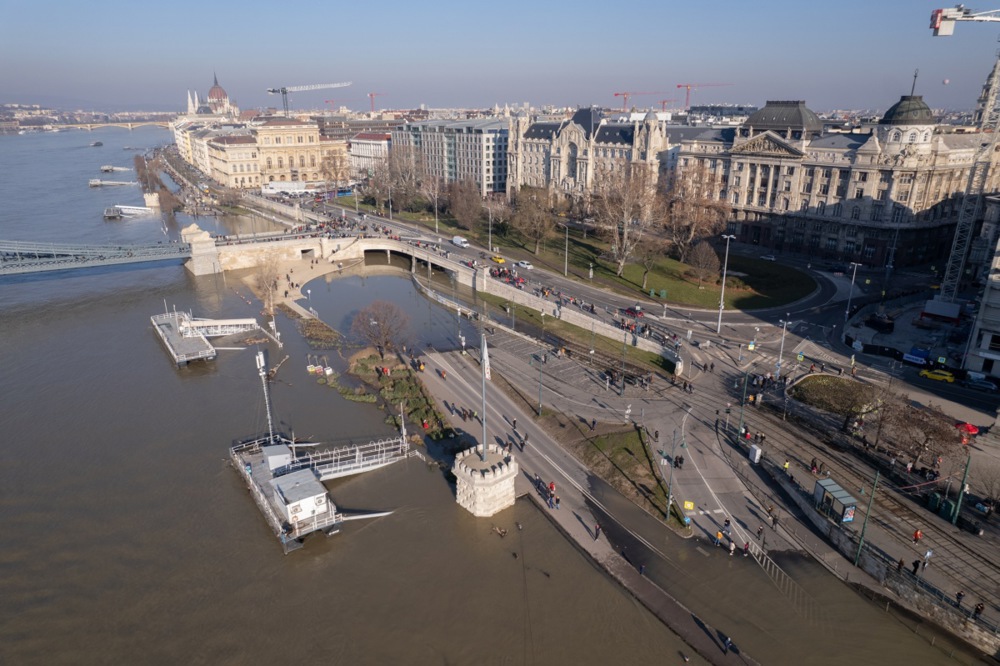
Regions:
[[620, 329, 628, 397], [777, 314, 790, 379], [854, 471, 880, 566], [845, 262, 861, 325], [666, 430, 679, 517], [564, 224, 569, 276], [953, 454, 972, 525], [717, 234, 735, 334]]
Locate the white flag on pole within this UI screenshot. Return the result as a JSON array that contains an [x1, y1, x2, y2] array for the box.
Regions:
[[482, 336, 492, 381]]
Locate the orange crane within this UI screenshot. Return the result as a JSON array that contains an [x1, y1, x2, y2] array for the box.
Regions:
[[367, 92, 386, 113], [657, 98, 678, 111], [612, 91, 670, 111], [676, 83, 733, 110]]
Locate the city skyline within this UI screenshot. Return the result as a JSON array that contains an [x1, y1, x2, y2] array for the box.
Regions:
[[2, 0, 998, 113]]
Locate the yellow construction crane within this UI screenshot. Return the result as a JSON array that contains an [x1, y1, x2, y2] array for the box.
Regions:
[[930, 5, 1000, 301], [266, 82, 352, 117]]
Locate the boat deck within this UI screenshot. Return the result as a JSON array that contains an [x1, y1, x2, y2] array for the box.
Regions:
[[151, 311, 216, 365]]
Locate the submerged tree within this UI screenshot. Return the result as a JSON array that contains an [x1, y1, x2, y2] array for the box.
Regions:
[[351, 301, 410, 360]]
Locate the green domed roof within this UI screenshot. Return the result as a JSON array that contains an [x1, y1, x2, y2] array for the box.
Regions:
[[879, 96, 933, 125], [745, 101, 822, 133]]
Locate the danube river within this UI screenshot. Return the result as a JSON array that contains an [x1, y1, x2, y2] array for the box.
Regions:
[[0, 127, 987, 665]]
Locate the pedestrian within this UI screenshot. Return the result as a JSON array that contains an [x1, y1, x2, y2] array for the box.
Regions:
[[897, 558, 905, 573], [512, 418, 517, 430], [729, 541, 736, 556], [923, 549, 933, 570], [555, 496, 561, 510], [743, 542, 750, 557], [724, 518, 731, 531], [974, 602, 985, 620], [783, 459, 790, 476], [757, 525, 764, 540], [912, 559, 921, 576], [547, 494, 555, 509], [723, 637, 733, 654], [594, 524, 602, 541], [956, 590, 965, 609], [771, 514, 778, 529], [715, 530, 724, 547], [710, 362, 715, 373], [639, 564, 646, 576], [912, 529, 923, 545], [534, 473, 541, 489], [590, 418, 596, 431], [820, 363, 825, 373], [522, 433, 529, 450]]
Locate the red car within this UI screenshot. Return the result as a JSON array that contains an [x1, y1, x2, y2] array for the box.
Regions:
[[624, 307, 644, 318]]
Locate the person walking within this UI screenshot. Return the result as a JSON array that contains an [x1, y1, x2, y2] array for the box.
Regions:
[[974, 602, 985, 621], [923, 549, 933, 570], [911, 559, 921, 576], [512, 418, 517, 430], [897, 558, 905, 574], [757, 525, 764, 540], [715, 530, 724, 547], [912, 529, 923, 545], [710, 362, 715, 373], [522, 433, 529, 450], [554, 496, 561, 510], [639, 564, 646, 576], [594, 524, 602, 541], [743, 542, 750, 557], [956, 590, 965, 609], [783, 459, 790, 475], [590, 418, 596, 432], [729, 541, 736, 556]]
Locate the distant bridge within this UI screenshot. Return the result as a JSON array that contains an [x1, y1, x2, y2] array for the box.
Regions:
[[56, 121, 172, 131], [0, 240, 191, 275]]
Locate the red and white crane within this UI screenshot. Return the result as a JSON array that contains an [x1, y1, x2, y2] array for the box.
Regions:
[[929, 5, 1000, 301], [367, 92, 386, 113], [266, 82, 352, 117], [675, 83, 733, 110], [612, 91, 669, 111]]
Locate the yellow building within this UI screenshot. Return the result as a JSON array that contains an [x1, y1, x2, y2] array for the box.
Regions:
[[253, 118, 325, 184]]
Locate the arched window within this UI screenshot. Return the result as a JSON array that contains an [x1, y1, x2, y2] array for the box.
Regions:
[[923, 131, 930, 142], [891, 131, 901, 142], [266, 157, 272, 169], [277, 157, 283, 168], [818, 201, 826, 215], [908, 132, 917, 143], [851, 206, 860, 220]]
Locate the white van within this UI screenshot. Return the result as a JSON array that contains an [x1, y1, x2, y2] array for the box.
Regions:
[[452, 236, 470, 248]]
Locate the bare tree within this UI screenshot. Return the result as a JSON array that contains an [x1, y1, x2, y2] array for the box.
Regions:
[[663, 161, 730, 263], [687, 241, 720, 287], [387, 144, 421, 212], [364, 156, 391, 214], [351, 301, 410, 360], [483, 197, 511, 244], [635, 239, 668, 291], [447, 180, 482, 230], [320, 143, 351, 193], [890, 404, 960, 467], [254, 251, 282, 316], [418, 170, 445, 232], [510, 186, 553, 254], [592, 165, 662, 277]]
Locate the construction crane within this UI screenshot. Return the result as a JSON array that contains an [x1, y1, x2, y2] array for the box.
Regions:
[[266, 82, 352, 117], [675, 83, 733, 110], [325, 99, 356, 112], [612, 91, 669, 111], [657, 99, 678, 111], [929, 5, 1000, 302], [367, 92, 386, 113]]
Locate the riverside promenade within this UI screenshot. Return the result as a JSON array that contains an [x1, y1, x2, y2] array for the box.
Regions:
[[417, 318, 995, 664]]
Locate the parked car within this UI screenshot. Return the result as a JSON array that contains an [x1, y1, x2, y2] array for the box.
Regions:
[[515, 260, 534, 269], [919, 368, 955, 383], [760, 254, 776, 261], [963, 378, 998, 392], [491, 256, 505, 264]]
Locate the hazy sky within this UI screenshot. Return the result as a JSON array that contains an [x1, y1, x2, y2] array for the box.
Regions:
[[2, 0, 996, 113]]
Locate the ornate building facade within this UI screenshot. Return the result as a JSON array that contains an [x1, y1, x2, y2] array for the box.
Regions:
[[507, 107, 670, 201], [675, 97, 1000, 268]]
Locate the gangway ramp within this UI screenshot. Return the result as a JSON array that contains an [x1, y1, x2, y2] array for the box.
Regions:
[[277, 436, 410, 481], [186, 317, 259, 337]]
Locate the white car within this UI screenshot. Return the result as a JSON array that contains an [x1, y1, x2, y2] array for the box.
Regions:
[[516, 260, 534, 270], [760, 254, 776, 261]]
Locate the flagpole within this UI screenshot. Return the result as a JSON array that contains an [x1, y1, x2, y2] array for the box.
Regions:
[[481, 333, 488, 462]]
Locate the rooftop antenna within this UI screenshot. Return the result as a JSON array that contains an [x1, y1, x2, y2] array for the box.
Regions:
[[911, 68, 919, 96]]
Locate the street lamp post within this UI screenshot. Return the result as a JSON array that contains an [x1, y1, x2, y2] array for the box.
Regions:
[[388, 183, 393, 221], [564, 224, 569, 277], [737, 364, 755, 438], [845, 262, 862, 325], [666, 430, 679, 515], [488, 205, 493, 257], [717, 234, 736, 334], [776, 314, 790, 379], [621, 329, 628, 397]]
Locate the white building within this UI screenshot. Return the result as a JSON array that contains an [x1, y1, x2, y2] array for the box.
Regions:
[[349, 132, 391, 179], [391, 118, 509, 197]]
